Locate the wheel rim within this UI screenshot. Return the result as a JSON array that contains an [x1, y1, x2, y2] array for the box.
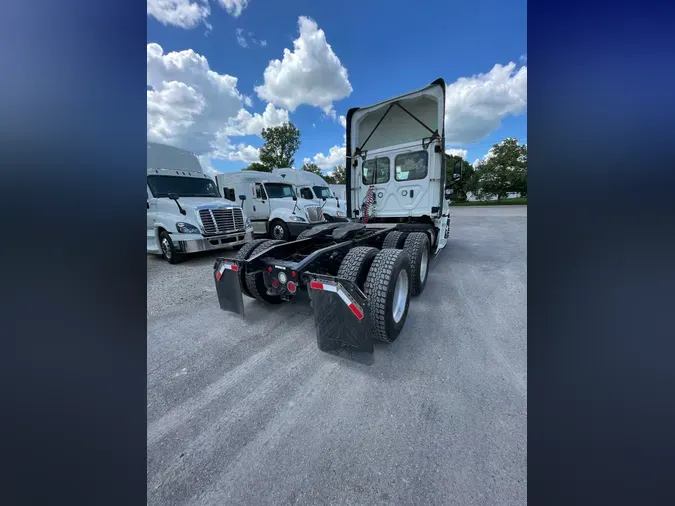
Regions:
[[161, 237, 171, 259], [392, 270, 409, 323], [273, 225, 284, 239], [420, 246, 429, 283]]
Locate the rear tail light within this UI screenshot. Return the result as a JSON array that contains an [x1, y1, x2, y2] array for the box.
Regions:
[[271, 278, 280, 288], [287, 281, 297, 293]]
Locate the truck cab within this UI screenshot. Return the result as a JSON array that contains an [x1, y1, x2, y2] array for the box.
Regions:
[[216, 171, 326, 241], [147, 142, 254, 263], [272, 168, 348, 222], [346, 78, 461, 253]]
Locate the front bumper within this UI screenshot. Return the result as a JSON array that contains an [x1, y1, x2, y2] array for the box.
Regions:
[[176, 229, 253, 254]]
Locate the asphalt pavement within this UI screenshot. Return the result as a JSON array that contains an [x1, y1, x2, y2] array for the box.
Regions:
[[147, 206, 527, 505]]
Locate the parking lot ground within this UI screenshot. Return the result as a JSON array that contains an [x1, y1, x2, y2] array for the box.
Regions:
[[147, 205, 527, 505]]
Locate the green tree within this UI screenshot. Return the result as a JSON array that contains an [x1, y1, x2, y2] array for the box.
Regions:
[[474, 138, 527, 201], [330, 164, 346, 184], [258, 122, 301, 169], [242, 161, 271, 172]]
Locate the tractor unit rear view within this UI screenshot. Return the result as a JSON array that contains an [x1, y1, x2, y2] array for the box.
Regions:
[[213, 78, 461, 364]]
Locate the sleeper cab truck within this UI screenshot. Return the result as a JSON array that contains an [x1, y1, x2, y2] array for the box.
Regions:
[[213, 79, 462, 363], [215, 171, 327, 241], [147, 142, 253, 264]]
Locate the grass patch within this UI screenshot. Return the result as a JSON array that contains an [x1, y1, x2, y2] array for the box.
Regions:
[[450, 197, 527, 206]]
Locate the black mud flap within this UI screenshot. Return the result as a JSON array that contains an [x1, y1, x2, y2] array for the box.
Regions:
[[214, 258, 245, 318], [308, 273, 374, 365]]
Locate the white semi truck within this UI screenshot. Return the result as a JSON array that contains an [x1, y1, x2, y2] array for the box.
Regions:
[[215, 171, 326, 241], [147, 142, 254, 264], [272, 168, 348, 221], [212, 78, 461, 363]]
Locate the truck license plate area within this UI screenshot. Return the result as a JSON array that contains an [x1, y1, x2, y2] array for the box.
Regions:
[[308, 274, 374, 365], [214, 258, 245, 318]]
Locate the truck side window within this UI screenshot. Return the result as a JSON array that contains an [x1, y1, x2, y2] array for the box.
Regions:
[[222, 187, 235, 201], [255, 183, 267, 200], [300, 187, 313, 200], [362, 157, 390, 185], [395, 151, 428, 181]]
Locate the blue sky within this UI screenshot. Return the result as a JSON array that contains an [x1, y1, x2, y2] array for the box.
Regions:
[[147, 0, 527, 175]]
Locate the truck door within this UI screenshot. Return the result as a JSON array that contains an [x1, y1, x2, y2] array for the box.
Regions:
[[249, 182, 270, 234]]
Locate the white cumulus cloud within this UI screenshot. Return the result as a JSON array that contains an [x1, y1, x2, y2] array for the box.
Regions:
[[446, 148, 468, 159], [217, 0, 249, 17], [303, 145, 346, 170], [445, 62, 527, 146], [255, 16, 352, 115], [148, 0, 249, 29], [147, 0, 210, 29], [236, 28, 247, 48], [147, 43, 246, 155], [147, 43, 281, 164], [338, 115, 347, 128], [221, 144, 260, 163], [222, 102, 289, 136]]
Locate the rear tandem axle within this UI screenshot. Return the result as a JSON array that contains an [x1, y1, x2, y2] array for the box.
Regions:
[[214, 221, 433, 364]]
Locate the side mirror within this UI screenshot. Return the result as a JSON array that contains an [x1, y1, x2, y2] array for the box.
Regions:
[[453, 160, 462, 182], [322, 196, 327, 201], [168, 193, 179, 201], [239, 194, 247, 201], [445, 187, 454, 199], [292, 195, 297, 201]]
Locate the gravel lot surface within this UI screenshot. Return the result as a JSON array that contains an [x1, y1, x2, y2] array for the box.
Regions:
[[147, 206, 527, 505]]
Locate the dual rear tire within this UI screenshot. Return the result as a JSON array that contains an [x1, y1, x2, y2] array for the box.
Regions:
[[237, 239, 287, 304], [338, 246, 412, 343], [382, 231, 431, 296]]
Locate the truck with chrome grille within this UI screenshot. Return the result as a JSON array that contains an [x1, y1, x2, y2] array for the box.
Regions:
[[147, 142, 254, 264], [215, 171, 327, 241], [213, 79, 462, 363]]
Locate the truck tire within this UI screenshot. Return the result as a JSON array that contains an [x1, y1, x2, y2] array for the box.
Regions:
[[382, 230, 406, 249], [159, 230, 185, 264], [403, 232, 431, 296], [233, 238, 270, 298], [245, 239, 286, 304], [336, 247, 379, 289], [269, 219, 291, 241], [363, 248, 412, 343]]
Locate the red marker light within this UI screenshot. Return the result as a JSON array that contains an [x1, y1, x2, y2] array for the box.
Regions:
[[291, 270, 297, 277], [271, 279, 279, 288], [348, 303, 364, 320], [287, 281, 297, 293], [267, 266, 273, 272]]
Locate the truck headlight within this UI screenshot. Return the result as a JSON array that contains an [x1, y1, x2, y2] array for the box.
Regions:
[[176, 222, 200, 234], [288, 215, 307, 222], [336, 210, 346, 217], [245, 217, 252, 228]]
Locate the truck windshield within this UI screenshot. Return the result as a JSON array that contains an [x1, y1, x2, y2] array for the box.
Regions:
[[147, 175, 220, 198], [264, 183, 296, 199], [313, 186, 333, 199]]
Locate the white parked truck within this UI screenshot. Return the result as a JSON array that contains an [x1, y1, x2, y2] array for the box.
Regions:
[[212, 78, 461, 363], [147, 142, 254, 264], [272, 168, 348, 221], [215, 171, 326, 241]]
